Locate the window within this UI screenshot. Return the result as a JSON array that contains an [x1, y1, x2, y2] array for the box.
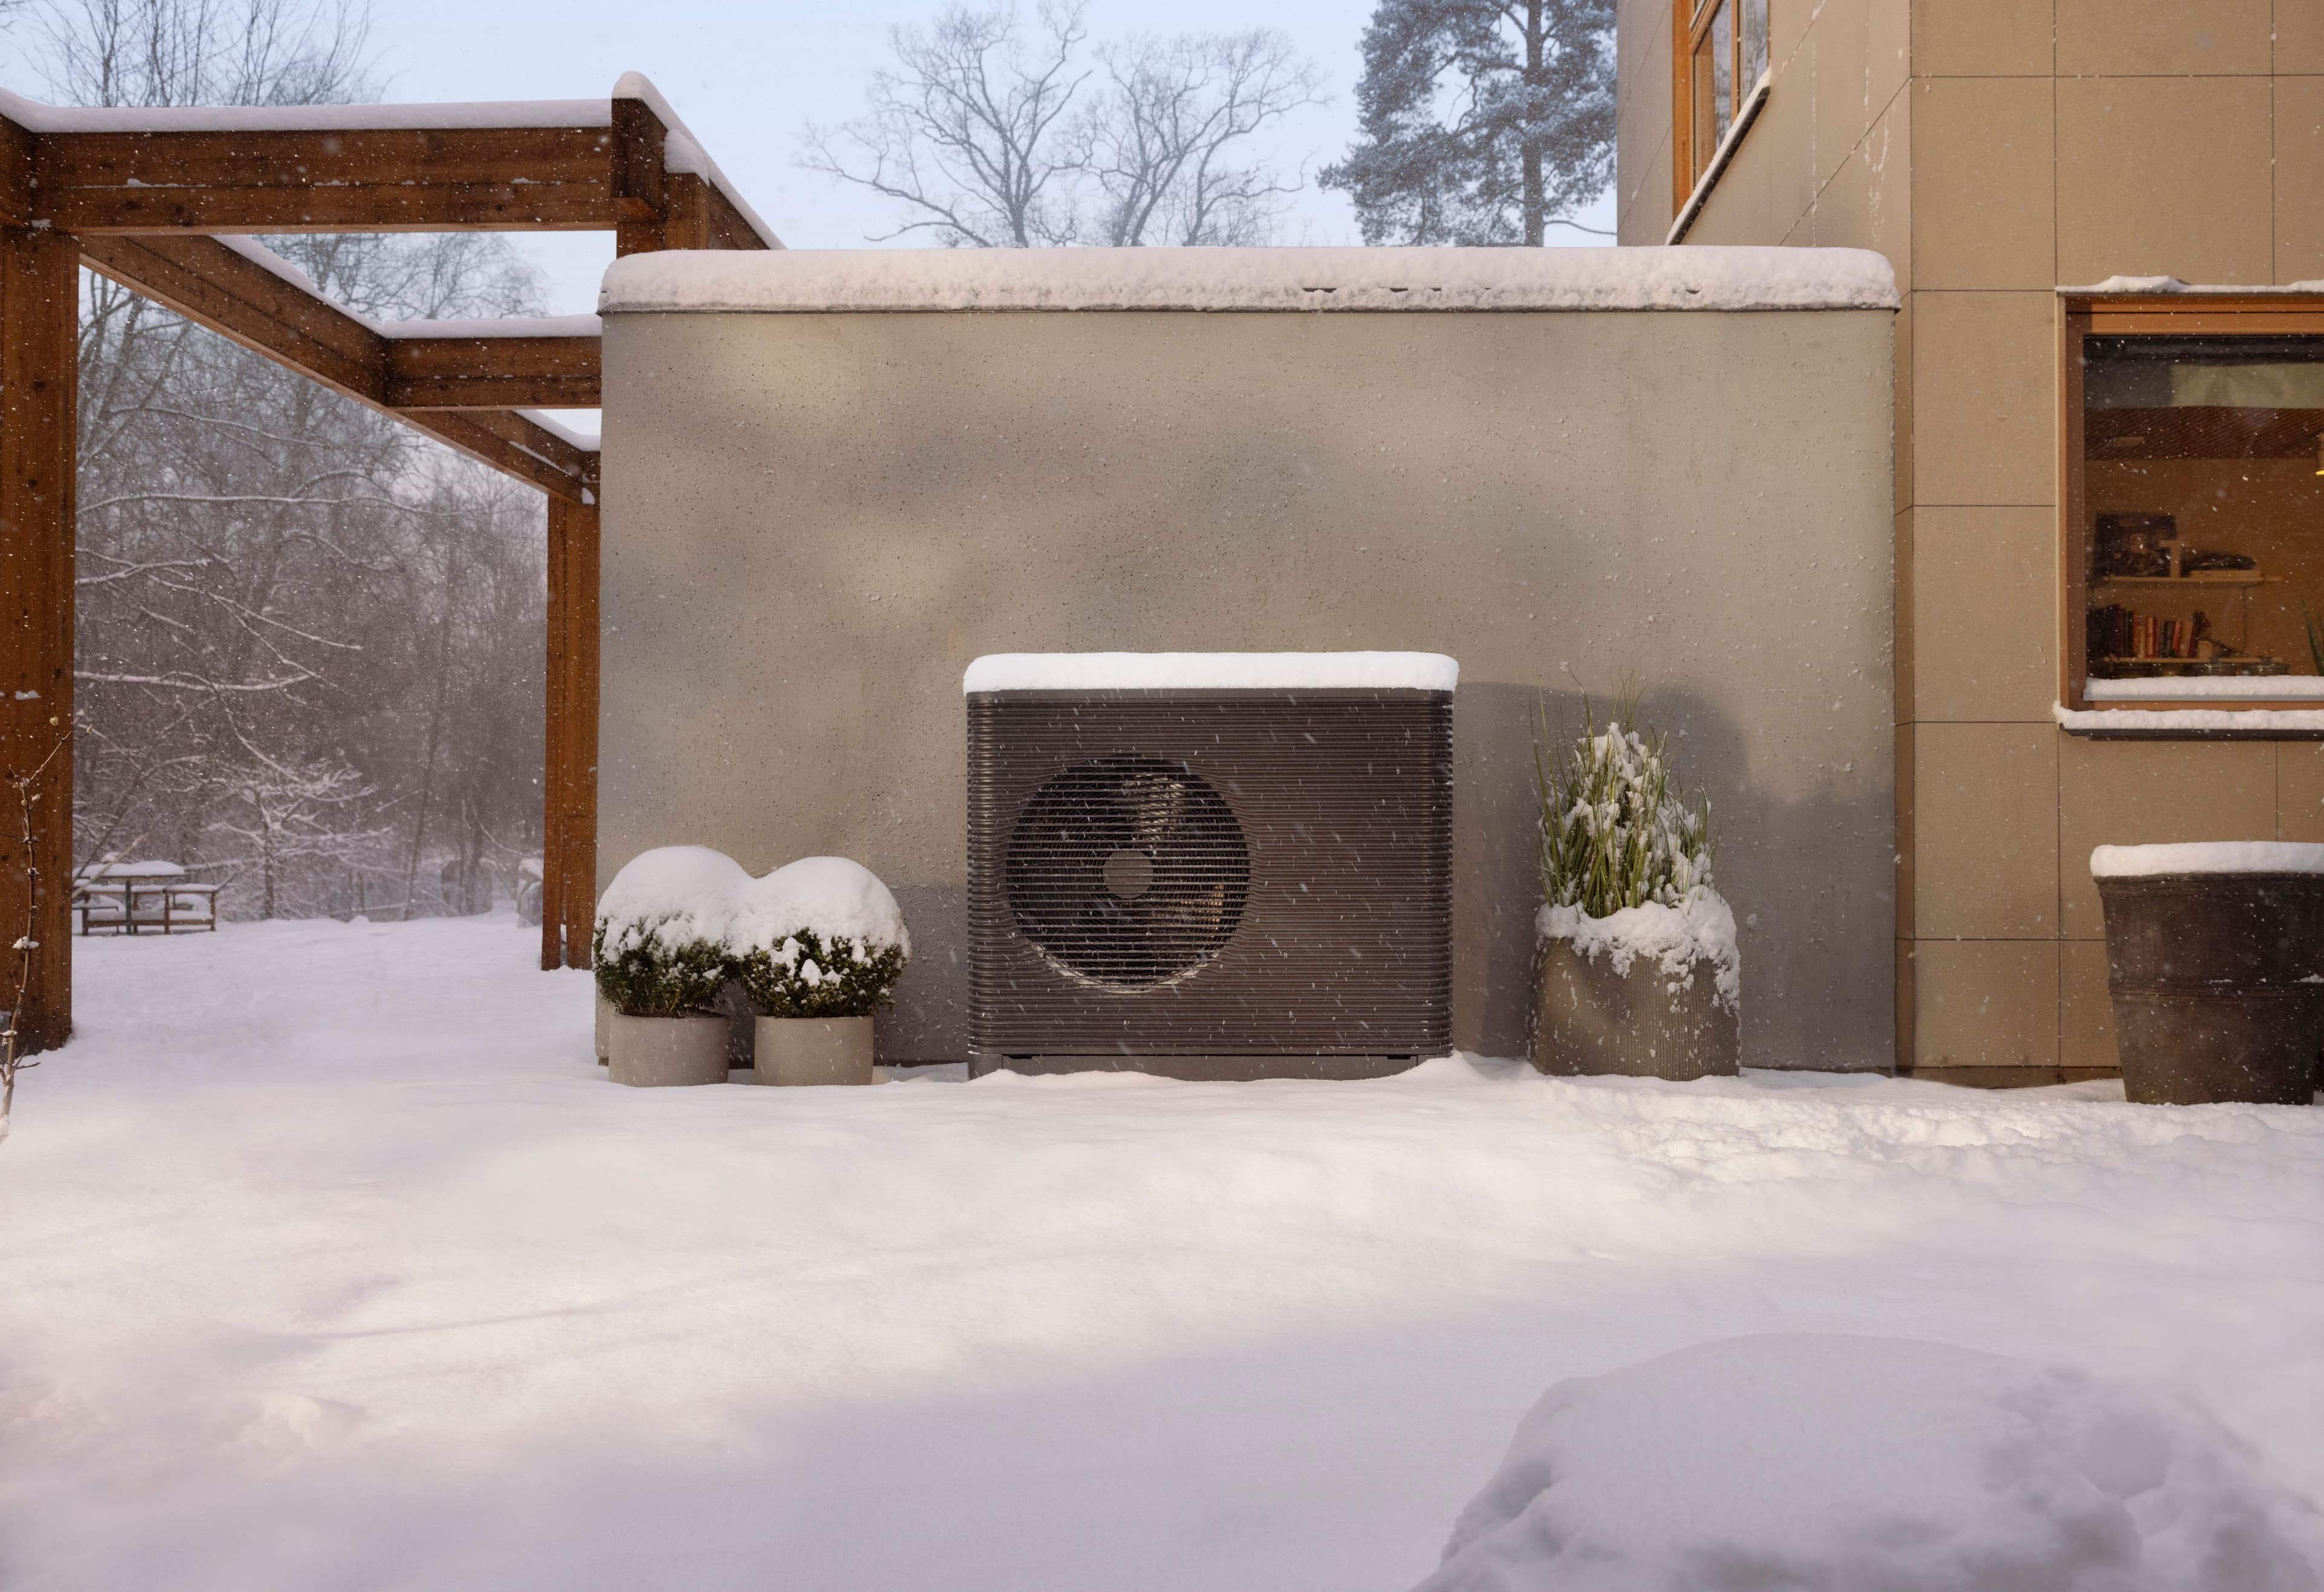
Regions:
[[1673, 0, 1768, 211], [2062, 294, 2324, 716]]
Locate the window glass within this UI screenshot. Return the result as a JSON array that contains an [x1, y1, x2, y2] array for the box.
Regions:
[[2081, 334, 2324, 700], [1710, 1, 1735, 148], [1690, 3, 1725, 179], [1742, 0, 1768, 89]]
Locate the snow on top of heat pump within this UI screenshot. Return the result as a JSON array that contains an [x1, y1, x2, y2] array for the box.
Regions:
[[599, 246, 1899, 316], [2090, 841, 2324, 877], [962, 652, 1459, 694]]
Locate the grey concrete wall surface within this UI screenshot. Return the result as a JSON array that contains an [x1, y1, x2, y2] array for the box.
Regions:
[[599, 306, 1896, 1068]]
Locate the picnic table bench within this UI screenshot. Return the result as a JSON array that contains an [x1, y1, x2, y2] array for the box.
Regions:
[[71, 861, 221, 935]]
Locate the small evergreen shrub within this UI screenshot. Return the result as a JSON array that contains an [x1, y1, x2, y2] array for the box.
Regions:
[[1536, 695, 1715, 919], [724, 855, 911, 1021], [592, 918, 731, 1018], [732, 931, 907, 1019]]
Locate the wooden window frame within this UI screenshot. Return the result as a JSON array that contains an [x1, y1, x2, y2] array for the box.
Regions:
[[2058, 291, 2324, 725], [1670, 0, 1766, 218]]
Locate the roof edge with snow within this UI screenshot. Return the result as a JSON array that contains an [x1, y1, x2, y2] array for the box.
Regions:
[[600, 247, 1900, 316], [963, 652, 1459, 694]]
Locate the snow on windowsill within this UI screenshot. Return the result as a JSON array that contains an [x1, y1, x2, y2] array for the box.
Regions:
[[2084, 676, 2324, 701], [2062, 275, 2324, 296], [2054, 702, 2324, 734], [600, 246, 1899, 317], [2090, 841, 2324, 877], [962, 652, 1459, 694]]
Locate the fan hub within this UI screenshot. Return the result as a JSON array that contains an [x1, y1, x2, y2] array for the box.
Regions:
[[1102, 848, 1155, 900]]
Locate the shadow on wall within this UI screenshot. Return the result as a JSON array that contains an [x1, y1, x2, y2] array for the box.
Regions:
[[1457, 681, 1894, 1070], [875, 685, 1893, 1071]]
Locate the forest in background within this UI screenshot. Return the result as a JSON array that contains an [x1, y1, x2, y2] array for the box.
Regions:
[[51, 0, 554, 921]]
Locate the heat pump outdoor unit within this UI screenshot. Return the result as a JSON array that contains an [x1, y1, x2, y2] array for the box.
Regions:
[[965, 652, 1456, 1080]]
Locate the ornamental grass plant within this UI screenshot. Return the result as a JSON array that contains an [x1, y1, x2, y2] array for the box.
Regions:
[[1535, 694, 1715, 919]]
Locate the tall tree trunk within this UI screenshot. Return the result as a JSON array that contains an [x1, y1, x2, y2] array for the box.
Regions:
[[399, 533, 463, 919], [1523, 0, 1546, 246]]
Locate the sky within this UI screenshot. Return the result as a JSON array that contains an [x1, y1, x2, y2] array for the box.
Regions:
[[1, 0, 1616, 315]]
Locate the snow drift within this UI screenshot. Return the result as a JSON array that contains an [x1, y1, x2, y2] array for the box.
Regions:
[[1420, 1334, 2324, 1592]]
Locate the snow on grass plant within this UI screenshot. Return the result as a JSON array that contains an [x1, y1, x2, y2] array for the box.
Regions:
[[725, 857, 910, 1020], [590, 846, 750, 1018], [1534, 695, 1739, 1010]]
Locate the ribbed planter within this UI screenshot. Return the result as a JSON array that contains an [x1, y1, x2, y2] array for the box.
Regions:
[[2093, 844, 2324, 1106], [753, 1015, 876, 1086], [1532, 939, 1739, 1081], [606, 1012, 732, 1087]]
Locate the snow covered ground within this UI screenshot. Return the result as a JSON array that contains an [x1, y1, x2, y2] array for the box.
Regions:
[[2, 916, 2319, 1590]]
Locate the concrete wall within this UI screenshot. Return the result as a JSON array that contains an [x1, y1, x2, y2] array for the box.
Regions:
[[599, 305, 1896, 1068], [1616, 0, 2324, 1080]]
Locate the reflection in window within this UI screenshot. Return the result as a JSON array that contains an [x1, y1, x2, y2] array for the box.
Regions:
[[2081, 335, 2324, 700], [1684, 0, 1771, 190]]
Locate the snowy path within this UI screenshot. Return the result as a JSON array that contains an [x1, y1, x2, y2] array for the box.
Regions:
[[1, 917, 2318, 1590]]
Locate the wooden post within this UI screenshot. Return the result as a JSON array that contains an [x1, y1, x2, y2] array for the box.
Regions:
[[0, 227, 77, 1051], [541, 493, 599, 970]]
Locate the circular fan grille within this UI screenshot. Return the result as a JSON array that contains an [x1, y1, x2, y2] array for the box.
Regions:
[[1005, 756, 1251, 990]]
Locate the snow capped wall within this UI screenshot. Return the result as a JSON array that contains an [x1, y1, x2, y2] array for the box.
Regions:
[[599, 246, 1899, 316]]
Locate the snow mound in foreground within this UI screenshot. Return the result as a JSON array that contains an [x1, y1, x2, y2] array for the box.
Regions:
[[1420, 1334, 2324, 1592]]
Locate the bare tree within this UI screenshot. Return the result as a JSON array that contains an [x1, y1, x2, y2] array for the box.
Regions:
[[802, 1, 1091, 248], [804, 3, 1324, 249], [1080, 30, 1324, 248]]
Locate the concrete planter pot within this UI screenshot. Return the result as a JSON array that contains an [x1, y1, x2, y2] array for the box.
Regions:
[[1531, 938, 1739, 1082], [2095, 870, 2324, 1105], [606, 1011, 731, 1087], [752, 1015, 876, 1086], [594, 995, 612, 1066]]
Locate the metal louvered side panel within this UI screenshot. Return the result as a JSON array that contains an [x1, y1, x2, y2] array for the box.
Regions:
[[967, 689, 1454, 1058]]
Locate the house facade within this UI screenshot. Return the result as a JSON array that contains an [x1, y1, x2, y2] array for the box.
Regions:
[[1618, 0, 2324, 1081]]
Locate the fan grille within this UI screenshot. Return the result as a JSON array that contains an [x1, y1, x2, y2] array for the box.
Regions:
[[1004, 756, 1251, 990]]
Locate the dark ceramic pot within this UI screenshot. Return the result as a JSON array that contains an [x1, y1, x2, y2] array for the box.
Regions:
[[2095, 872, 2324, 1105]]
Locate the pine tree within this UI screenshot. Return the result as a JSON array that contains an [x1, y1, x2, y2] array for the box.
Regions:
[[1321, 0, 1614, 246]]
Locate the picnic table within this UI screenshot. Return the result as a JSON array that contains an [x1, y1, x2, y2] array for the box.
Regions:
[[71, 860, 221, 935]]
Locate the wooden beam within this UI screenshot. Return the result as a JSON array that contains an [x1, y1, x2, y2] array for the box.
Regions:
[[80, 235, 598, 501], [611, 94, 771, 255], [0, 226, 77, 1053], [385, 335, 599, 410], [35, 125, 620, 234], [542, 494, 599, 969]]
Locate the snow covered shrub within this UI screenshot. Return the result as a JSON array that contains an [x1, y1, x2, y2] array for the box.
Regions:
[[591, 846, 749, 1017], [1534, 697, 1739, 1014], [725, 857, 910, 1020], [1535, 696, 1713, 918]]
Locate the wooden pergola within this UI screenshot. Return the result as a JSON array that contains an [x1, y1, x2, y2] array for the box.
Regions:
[[0, 74, 775, 1050]]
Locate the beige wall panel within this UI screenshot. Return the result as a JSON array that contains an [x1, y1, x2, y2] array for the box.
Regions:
[[1912, 291, 2054, 507], [1894, 507, 1914, 728], [2056, 737, 2279, 939], [1911, 0, 2054, 77], [1811, 94, 1911, 293], [1908, 507, 2057, 723], [2057, 0, 2271, 77], [2059, 938, 2118, 1072], [1892, 295, 1912, 514], [1622, 130, 1677, 245], [1809, 0, 1876, 191], [1894, 936, 1914, 1068], [1911, 77, 2055, 291], [1896, 715, 1915, 935], [1911, 937, 2061, 1068], [2056, 77, 2272, 286], [2275, 78, 2324, 285], [2280, 10, 2324, 73], [602, 307, 1898, 1068], [1616, 0, 1676, 243], [2280, 742, 2324, 842], [1911, 720, 2058, 937], [1689, 78, 1817, 248]]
